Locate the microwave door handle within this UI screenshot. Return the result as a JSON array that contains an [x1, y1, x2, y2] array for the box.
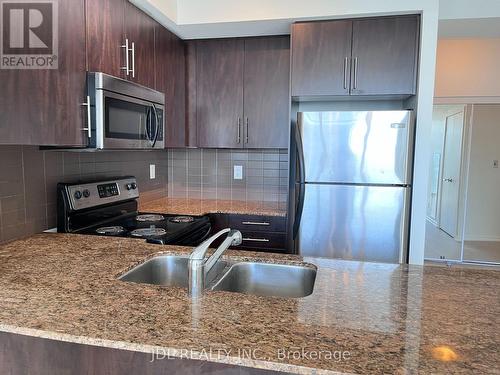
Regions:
[[151, 104, 159, 147], [145, 106, 153, 142]]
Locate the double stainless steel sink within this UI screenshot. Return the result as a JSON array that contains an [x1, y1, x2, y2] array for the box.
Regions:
[[119, 255, 316, 298]]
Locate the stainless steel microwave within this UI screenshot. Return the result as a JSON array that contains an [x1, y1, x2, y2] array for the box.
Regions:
[[86, 72, 165, 149]]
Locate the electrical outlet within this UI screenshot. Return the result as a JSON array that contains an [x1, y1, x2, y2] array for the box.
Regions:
[[233, 165, 243, 180], [149, 164, 156, 179]]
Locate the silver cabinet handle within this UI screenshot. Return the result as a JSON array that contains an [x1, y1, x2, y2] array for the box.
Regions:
[[245, 117, 249, 144], [352, 57, 358, 90], [241, 221, 270, 226], [343, 57, 349, 89], [443, 178, 453, 182], [242, 238, 270, 242], [121, 39, 130, 76], [131, 42, 136, 78], [237, 118, 241, 143], [81, 95, 91, 138]]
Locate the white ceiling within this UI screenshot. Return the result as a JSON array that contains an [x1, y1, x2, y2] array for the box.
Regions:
[[131, 0, 500, 39]]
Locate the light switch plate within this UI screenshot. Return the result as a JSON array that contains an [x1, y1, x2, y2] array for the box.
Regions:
[[149, 164, 156, 179], [233, 165, 243, 180], [493, 160, 498, 168]]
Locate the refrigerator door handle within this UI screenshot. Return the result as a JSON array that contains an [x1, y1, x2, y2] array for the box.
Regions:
[[293, 123, 306, 240]]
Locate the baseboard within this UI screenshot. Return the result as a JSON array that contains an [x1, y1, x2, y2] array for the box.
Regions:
[[464, 236, 500, 242]]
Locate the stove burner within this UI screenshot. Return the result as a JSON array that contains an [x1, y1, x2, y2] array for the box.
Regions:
[[96, 226, 126, 236], [169, 216, 194, 223], [130, 227, 167, 238], [136, 214, 165, 222]]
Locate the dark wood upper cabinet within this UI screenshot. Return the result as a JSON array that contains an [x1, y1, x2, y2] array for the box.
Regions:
[[351, 16, 419, 96], [194, 37, 290, 149], [124, 2, 156, 88], [291, 15, 419, 98], [185, 42, 198, 147], [86, 0, 125, 78], [0, 0, 87, 146], [196, 39, 245, 148], [291, 20, 352, 97], [155, 25, 186, 147], [87, 0, 156, 87], [243, 37, 290, 148]]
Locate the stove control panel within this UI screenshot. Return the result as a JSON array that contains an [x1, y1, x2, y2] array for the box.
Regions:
[[97, 183, 119, 198], [66, 177, 139, 211]]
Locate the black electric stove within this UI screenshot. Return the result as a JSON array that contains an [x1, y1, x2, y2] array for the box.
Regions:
[[57, 176, 210, 246]]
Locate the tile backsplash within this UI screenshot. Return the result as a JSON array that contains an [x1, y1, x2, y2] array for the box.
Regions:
[[0, 146, 288, 244], [0, 146, 167, 243], [167, 149, 289, 203]]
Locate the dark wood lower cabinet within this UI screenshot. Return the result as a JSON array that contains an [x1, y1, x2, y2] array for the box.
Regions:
[[228, 214, 287, 233], [0, 332, 285, 375], [209, 214, 288, 253], [234, 231, 287, 253]]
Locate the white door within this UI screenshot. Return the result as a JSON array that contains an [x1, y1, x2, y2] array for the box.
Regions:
[[439, 111, 464, 237]]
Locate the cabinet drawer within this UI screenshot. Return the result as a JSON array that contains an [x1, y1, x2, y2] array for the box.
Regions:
[[228, 214, 286, 233], [232, 231, 286, 250]]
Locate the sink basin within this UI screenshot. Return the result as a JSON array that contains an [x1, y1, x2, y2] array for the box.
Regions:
[[119, 255, 228, 288], [211, 262, 316, 298], [119, 256, 316, 298]]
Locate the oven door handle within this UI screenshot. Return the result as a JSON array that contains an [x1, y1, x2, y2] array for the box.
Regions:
[[151, 103, 159, 148]]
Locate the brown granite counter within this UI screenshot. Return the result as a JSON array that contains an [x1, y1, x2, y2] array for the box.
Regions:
[[0, 234, 499, 374], [139, 197, 287, 217]]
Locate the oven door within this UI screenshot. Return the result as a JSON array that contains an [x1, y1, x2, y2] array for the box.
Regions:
[[95, 90, 164, 149]]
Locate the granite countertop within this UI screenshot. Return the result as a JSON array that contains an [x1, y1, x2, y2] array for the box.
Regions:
[[139, 197, 287, 217], [0, 234, 499, 374]]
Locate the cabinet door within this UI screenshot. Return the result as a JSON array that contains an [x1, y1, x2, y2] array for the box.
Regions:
[[125, 2, 156, 87], [0, 0, 87, 146], [291, 20, 352, 97], [185, 42, 197, 147], [351, 16, 419, 96], [155, 25, 186, 147], [86, 0, 125, 78], [243, 37, 290, 148], [196, 39, 244, 148]]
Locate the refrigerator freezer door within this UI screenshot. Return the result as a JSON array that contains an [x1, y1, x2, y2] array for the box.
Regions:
[[297, 184, 408, 263], [299, 111, 412, 185]]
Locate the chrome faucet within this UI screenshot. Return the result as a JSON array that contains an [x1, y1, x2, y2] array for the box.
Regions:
[[188, 228, 242, 298]]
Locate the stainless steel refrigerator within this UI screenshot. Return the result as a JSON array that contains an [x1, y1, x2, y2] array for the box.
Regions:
[[292, 111, 414, 263]]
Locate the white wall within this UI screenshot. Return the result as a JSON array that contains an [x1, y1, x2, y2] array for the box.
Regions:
[[434, 38, 500, 102], [438, 0, 500, 20], [465, 104, 500, 241]]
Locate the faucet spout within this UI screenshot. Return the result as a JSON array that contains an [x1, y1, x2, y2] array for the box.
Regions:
[[188, 228, 242, 298]]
